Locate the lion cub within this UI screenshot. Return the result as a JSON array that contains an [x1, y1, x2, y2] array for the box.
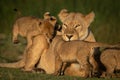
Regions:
[[12, 12, 56, 49], [100, 48, 120, 78], [49, 36, 119, 77], [57, 9, 99, 76], [0, 19, 55, 72]]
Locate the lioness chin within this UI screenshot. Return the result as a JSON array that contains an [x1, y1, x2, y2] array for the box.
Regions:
[[58, 9, 98, 76], [58, 9, 95, 42], [37, 35, 119, 77]]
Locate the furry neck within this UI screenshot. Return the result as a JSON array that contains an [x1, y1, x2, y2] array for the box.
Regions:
[[79, 29, 90, 40]]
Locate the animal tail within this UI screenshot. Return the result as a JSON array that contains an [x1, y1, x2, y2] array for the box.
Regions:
[[92, 42, 120, 49], [0, 59, 25, 68]]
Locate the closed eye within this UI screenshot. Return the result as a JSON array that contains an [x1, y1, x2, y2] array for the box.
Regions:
[[74, 24, 81, 28], [62, 23, 67, 28]]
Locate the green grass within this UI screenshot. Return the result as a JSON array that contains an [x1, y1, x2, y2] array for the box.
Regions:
[[0, 34, 120, 80], [0, 67, 119, 80], [0, 36, 120, 80], [0, 35, 26, 62]]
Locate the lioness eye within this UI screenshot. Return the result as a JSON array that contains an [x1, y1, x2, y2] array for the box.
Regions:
[[75, 24, 81, 28], [62, 23, 67, 28]]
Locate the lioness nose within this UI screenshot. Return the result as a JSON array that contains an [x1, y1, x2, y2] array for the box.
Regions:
[[66, 34, 73, 39]]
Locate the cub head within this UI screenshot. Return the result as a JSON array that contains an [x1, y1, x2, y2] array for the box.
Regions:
[[44, 11, 62, 36], [58, 9, 95, 41], [37, 19, 55, 42], [43, 12, 57, 27]]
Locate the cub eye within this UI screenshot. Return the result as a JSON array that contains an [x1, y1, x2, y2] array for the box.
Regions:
[[62, 23, 67, 28], [74, 24, 81, 29]]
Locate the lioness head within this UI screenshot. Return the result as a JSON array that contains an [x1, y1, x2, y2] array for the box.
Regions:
[[58, 9, 95, 41]]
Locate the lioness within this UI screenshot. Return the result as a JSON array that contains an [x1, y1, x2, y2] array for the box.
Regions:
[[58, 9, 95, 42], [38, 35, 118, 77], [100, 48, 120, 78], [58, 9, 98, 76], [0, 19, 55, 71], [12, 12, 56, 49]]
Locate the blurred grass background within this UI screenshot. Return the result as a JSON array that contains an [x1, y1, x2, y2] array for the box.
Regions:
[[0, 0, 120, 79], [0, 0, 120, 43]]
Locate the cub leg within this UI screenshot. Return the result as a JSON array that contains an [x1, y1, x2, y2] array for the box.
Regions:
[[89, 48, 99, 76], [60, 62, 67, 75], [77, 55, 92, 78], [105, 66, 115, 78], [12, 23, 19, 44], [24, 36, 47, 72], [24, 47, 45, 71], [26, 30, 39, 49], [53, 56, 62, 76]]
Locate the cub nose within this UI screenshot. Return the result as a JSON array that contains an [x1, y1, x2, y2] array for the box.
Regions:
[[66, 34, 73, 39]]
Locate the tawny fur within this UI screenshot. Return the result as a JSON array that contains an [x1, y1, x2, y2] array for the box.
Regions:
[[0, 20, 55, 71], [100, 49, 120, 78], [58, 9, 97, 76], [37, 36, 119, 77], [24, 35, 50, 71], [12, 12, 56, 49], [58, 9, 95, 42]]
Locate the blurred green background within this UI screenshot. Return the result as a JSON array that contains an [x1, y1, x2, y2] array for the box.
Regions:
[[0, 0, 120, 58], [0, 0, 120, 79], [0, 0, 120, 43]]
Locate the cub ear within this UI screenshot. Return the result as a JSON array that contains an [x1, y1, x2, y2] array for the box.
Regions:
[[44, 12, 51, 19], [39, 21, 42, 26], [37, 20, 43, 32], [49, 16, 57, 26], [44, 12, 57, 26], [58, 9, 69, 22], [85, 11, 95, 27]]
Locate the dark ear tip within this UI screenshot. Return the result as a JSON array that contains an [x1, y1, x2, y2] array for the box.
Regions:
[[50, 17, 54, 20], [50, 16, 56, 21], [14, 8, 18, 11], [39, 21, 42, 25]]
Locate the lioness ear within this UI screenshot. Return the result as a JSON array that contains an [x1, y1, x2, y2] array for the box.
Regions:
[[58, 9, 69, 22], [49, 16, 57, 26], [85, 11, 95, 27], [44, 12, 51, 19]]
